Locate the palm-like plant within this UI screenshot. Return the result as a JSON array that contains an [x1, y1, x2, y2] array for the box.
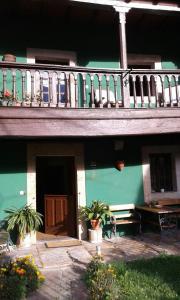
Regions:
[[5, 204, 43, 238], [80, 200, 111, 228]]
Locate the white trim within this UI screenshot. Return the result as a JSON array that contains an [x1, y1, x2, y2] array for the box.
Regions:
[[71, 0, 180, 12], [27, 48, 77, 66], [128, 54, 162, 69], [27, 142, 86, 242], [109, 204, 135, 211], [142, 145, 180, 204], [117, 2, 180, 12]]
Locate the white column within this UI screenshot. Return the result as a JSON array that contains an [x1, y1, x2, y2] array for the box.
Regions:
[[114, 6, 131, 107], [119, 11, 128, 69], [114, 6, 130, 69]]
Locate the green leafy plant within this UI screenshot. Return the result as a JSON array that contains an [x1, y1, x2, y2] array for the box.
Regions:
[[80, 200, 111, 225], [5, 204, 43, 239]]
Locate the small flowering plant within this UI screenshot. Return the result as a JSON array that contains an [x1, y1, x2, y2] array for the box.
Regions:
[[0, 255, 45, 299], [0, 89, 13, 100], [3, 90, 12, 98], [86, 255, 121, 299], [0, 89, 19, 106]]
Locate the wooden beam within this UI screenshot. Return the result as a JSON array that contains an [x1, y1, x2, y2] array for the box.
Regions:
[[0, 107, 180, 137], [0, 107, 180, 119], [0, 118, 180, 137]]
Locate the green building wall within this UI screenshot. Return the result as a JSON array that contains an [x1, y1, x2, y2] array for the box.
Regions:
[[85, 139, 144, 206], [0, 135, 179, 236], [0, 138, 144, 238], [0, 142, 27, 222]]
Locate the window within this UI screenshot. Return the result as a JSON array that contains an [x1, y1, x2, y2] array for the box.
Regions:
[[149, 153, 176, 192], [36, 59, 67, 104], [127, 54, 162, 102], [27, 48, 77, 106], [128, 64, 155, 97]]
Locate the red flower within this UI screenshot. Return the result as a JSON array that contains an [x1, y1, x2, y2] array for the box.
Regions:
[[4, 90, 11, 97]]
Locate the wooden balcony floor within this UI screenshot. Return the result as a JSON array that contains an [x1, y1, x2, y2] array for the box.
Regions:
[[0, 107, 180, 137]]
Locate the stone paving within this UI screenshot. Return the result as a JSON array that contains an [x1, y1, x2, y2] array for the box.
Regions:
[[1, 231, 180, 299]]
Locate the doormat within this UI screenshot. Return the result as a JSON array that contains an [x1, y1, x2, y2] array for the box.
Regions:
[[45, 239, 82, 248]]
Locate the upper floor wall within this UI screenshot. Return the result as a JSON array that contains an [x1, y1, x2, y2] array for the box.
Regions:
[[0, 1, 180, 68]]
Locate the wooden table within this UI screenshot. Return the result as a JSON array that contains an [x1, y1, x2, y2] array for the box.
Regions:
[[136, 205, 180, 232]]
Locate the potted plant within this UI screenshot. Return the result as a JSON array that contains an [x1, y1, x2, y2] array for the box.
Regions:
[[5, 204, 43, 247], [80, 200, 111, 230], [115, 160, 125, 171], [0, 89, 19, 106], [2, 53, 16, 62]]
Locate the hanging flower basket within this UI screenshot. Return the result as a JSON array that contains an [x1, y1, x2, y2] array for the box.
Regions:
[[115, 160, 125, 171]]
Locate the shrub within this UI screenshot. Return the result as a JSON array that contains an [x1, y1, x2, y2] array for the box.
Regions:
[[0, 255, 45, 300], [0, 273, 26, 300], [86, 256, 121, 300]]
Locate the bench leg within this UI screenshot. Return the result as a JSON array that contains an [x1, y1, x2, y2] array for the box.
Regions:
[[110, 223, 116, 238], [139, 222, 142, 235]]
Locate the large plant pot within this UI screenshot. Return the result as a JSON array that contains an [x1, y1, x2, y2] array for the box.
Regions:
[[90, 219, 101, 230], [2, 54, 16, 62], [88, 228, 102, 243], [17, 233, 32, 248]]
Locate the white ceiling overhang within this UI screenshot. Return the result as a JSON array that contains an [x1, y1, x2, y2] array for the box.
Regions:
[[71, 0, 180, 12]]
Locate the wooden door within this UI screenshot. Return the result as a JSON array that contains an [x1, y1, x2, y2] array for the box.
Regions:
[[45, 194, 76, 236]]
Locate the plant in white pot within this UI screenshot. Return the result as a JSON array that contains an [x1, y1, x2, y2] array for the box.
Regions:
[[80, 200, 111, 230], [80, 200, 111, 243], [5, 204, 43, 248]]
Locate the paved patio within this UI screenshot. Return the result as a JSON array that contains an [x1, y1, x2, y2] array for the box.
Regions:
[[1, 231, 180, 299]]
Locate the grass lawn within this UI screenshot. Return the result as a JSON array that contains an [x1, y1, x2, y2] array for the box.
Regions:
[[117, 255, 180, 300], [86, 255, 180, 300]]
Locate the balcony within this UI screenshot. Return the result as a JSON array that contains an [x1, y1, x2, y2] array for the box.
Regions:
[[0, 61, 180, 137], [0, 61, 180, 109]]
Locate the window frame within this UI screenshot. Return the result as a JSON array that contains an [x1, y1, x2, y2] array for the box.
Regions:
[[26, 48, 77, 107], [142, 145, 180, 204], [149, 152, 177, 193], [127, 54, 162, 105]]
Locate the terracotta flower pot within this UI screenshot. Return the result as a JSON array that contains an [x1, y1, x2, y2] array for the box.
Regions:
[[90, 219, 101, 230], [115, 160, 125, 171], [2, 54, 16, 62]]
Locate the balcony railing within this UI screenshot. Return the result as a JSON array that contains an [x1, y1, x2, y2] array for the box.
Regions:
[[129, 69, 180, 108], [0, 62, 180, 109]]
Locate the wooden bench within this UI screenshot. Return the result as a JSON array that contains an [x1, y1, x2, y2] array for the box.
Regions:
[[109, 204, 141, 237]]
